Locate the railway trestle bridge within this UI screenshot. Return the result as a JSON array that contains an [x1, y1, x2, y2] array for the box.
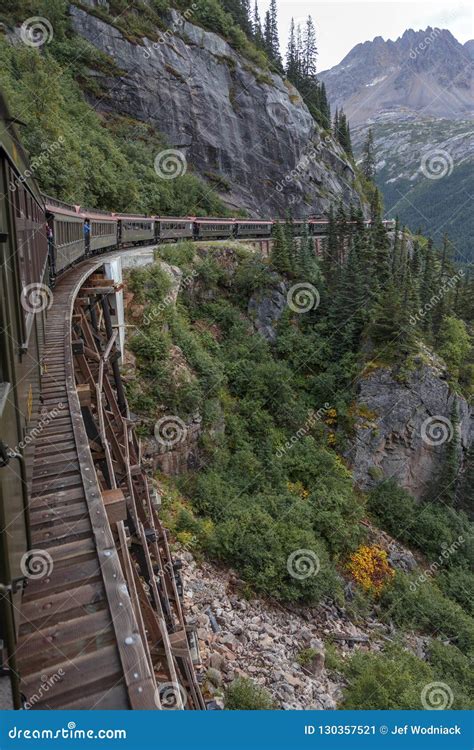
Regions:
[[4, 251, 204, 710]]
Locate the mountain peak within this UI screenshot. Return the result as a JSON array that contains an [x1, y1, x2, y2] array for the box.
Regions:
[[319, 27, 473, 124]]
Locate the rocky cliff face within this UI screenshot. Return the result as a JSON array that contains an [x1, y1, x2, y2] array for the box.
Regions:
[[349, 356, 473, 499], [69, 4, 361, 216]]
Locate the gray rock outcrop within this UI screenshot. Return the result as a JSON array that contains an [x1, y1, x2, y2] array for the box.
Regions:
[[349, 360, 473, 498], [248, 282, 287, 342], [69, 5, 362, 216]]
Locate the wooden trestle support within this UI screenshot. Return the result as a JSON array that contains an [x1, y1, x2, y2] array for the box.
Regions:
[[70, 268, 205, 710], [15, 258, 204, 710]]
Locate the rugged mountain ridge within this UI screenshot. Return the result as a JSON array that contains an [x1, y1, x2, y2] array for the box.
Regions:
[[319, 27, 473, 260], [319, 28, 473, 124], [69, 4, 361, 217]]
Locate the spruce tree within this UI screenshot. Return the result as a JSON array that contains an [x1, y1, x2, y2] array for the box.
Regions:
[[435, 402, 461, 507], [457, 442, 474, 517], [286, 18, 298, 81], [302, 16, 318, 78], [419, 239, 438, 333], [253, 1, 264, 47], [322, 207, 338, 291], [271, 222, 292, 274], [369, 283, 403, 350], [362, 127, 376, 180], [331, 241, 365, 352]]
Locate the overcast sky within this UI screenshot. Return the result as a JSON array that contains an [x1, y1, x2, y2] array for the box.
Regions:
[[259, 1, 473, 71]]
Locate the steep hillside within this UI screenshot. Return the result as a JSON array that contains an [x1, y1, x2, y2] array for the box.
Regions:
[[351, 118, 474, 261], [123, 232, 474, 710]]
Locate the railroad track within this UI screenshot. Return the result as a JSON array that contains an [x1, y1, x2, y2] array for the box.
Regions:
[[15, 253, 202, 710]]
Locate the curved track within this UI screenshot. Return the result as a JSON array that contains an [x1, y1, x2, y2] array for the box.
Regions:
[[15, 254, 161, 709]]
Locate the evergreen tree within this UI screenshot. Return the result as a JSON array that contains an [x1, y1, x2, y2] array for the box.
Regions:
[[419, 238, 437, 333], [322, 207, 338, 291], [253, 1, 264, 47], [434, 402, 461, 507], [362, 128, 376, 180], [264, 0, 282, 69], [302, 16, 318, 78], [330, 241, 365, 353], [457, 442, 474, 518], [369, 283, 403, 349], [271, 222, 292, 274], [319, 82, 331, 128], [286, 18, 298, 81], [295, 221, 314, 276]]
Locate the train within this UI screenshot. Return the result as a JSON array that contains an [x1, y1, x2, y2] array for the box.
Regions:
[[45, 196, 396, 278]]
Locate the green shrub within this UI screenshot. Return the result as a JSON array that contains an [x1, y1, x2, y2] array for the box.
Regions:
[[380, 573, 474, 654], [438, 567, 474, 616], [341, 645, 433, 710], [368, 479, 472, 568], [225, 677, 274, 710]]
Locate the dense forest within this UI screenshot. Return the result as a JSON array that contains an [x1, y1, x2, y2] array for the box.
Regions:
[[126, 197, 473, 707]]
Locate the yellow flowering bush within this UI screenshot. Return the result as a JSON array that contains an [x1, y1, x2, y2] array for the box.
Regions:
[[287, 480, 309, 499], [347, 545, 394, 595]]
